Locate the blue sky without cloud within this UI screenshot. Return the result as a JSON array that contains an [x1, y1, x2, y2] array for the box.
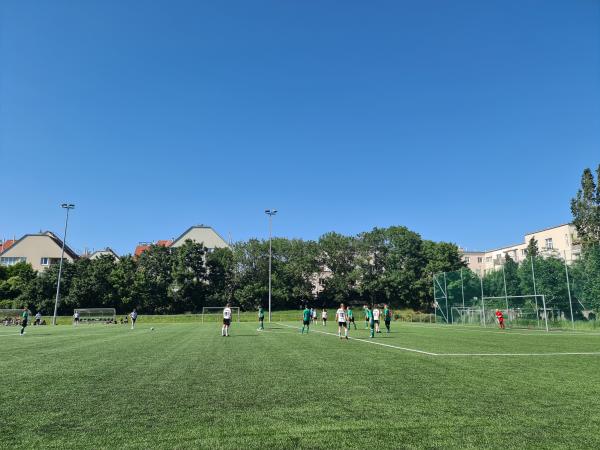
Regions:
[[1, 0, 599, 255]]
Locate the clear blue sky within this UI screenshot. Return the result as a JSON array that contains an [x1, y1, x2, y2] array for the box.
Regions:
[[1, 0, 599, 255]]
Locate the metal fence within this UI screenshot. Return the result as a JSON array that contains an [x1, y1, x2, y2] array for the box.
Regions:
[[433, 254, 597, 331]]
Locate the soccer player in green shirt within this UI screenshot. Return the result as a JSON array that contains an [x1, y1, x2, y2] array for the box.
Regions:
[[257, 306, 265, 330], [363, 304, 370, 329], [383, 304, 392, 333], [301, 306, 311, 334], [347, 305, 357, 330], [20, 307, 29, 336], [365, 305, 375, 338]]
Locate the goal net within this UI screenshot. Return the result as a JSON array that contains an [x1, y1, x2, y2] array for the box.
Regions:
[[74, 308, 116, 324], [450, 307, 484, 325], [0, 309, 31, 326], [450, 295, 549, 329], [201, 307, 240, 323]]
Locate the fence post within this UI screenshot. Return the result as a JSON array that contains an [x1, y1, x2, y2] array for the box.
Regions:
[[564, 250, 575, 330], [480, 275, 486, 327], [443, 272, 449, 324], [540, 294, 549, 332], [460, 268, 465, 308], [531, 256, 541, 329]]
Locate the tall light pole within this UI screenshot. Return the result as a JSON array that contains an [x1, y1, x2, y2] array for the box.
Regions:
[[265, 209, 277, 322], [52, 203, 75, 325]]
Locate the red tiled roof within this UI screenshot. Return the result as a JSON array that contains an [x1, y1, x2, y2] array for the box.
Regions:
[[134, 240, 172, 257], [0, 239, 15, 253], [134, 244, 151, 257]]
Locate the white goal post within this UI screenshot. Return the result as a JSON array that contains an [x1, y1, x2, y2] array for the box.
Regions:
[[201, 307, 240, 323], [450, 295, 549, 330], [74, 308, 116, 324]]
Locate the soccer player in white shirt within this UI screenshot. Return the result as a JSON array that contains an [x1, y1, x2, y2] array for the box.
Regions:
[[130, 309, 138, 330], [222, 304, 232, 337], [322, 309, 328, 326], [336, 303, 348, 340], [73, 311, 80, 326], [373, 306, 381, 333]]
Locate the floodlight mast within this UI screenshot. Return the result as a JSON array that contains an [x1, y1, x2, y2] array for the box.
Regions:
[[52, 203, 75, 325], [265, 209, 277, 322]]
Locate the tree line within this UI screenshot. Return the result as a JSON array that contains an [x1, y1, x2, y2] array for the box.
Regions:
[[0, 226, 465, 314], [2, 164, 598, 315]]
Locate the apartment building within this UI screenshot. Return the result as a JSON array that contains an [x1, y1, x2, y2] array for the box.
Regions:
[[461, 223, 581, 275]]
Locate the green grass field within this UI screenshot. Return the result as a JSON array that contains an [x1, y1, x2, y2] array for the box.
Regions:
[[2, 320, 600, 449]]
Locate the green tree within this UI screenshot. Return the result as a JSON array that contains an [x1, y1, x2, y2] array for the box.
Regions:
[[65, 256, 117, 310], [317, 232, 360, 306], [526, 237, 539, 257], [109, 255, 138, 312], [206, 247, 235, 307], [0, 263, 36, 302], [503, 254, 520, 296], [420, 240, 466, 309], [570, 244, 600, 312], [135, 244, 174, 313], [358, 227, 429, 309], [571, 165, 600, 246], [170, 240, 208, 312]]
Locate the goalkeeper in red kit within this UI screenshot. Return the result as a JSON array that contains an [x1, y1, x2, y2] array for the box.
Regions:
[[495, 309, 505, 329]]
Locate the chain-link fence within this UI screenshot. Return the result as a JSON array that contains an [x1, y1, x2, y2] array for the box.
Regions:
[[433, 252, 598, 331]]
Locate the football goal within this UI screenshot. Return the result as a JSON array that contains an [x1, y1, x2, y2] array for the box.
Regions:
[[0, 309, 31, 326], [201, 307, 240, 323], [450, 295, 549, 330], [74, 308, 116, 324]]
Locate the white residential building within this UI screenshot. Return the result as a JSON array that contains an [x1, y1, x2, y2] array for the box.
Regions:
[[461, 223, 581, 275]]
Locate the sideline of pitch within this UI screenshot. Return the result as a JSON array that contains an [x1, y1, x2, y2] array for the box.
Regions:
[[438, 351, 600, 357], [399, 322, 600, 337]]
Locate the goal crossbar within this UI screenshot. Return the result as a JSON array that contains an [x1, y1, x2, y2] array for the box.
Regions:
[[74, 308, 116, 323]]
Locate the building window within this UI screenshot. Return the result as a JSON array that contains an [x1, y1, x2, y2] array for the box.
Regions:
[[521, 249, 527, 256], [0, 257, 27, 266], [486, 256, 492, 263], [40, 257, 49, 266], [545, 238, 553, 249], [477, 257, 483, 263], [464, 256, 470, 263]]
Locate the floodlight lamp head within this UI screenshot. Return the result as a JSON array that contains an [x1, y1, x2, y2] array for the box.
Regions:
[[61, 203, 75, 209]]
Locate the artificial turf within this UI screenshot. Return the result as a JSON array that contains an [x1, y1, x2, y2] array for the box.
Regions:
[[1, 320, 600, 449]]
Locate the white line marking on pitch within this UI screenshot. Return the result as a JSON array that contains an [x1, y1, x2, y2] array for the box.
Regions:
[[402, 323, 600, 337], [439, 352, 600, 357], [277, 323, 600, 357], [277, 323, 438, 356]]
